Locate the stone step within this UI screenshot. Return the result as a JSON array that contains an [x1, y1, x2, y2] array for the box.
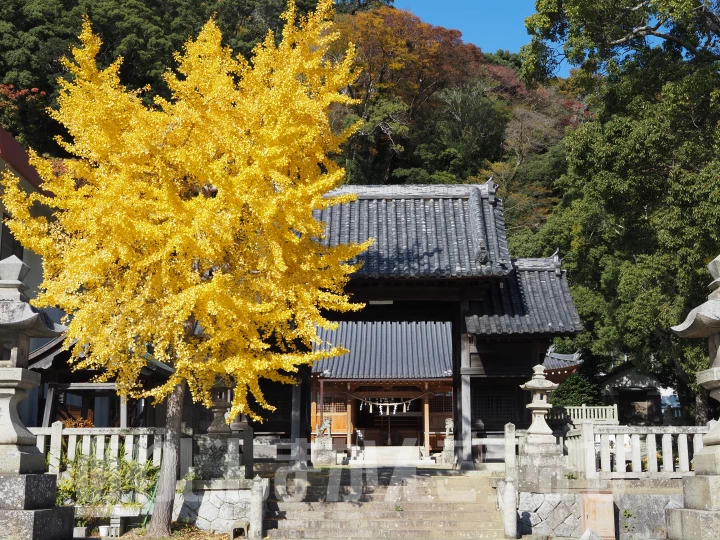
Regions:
[[266, 510, 502, 521], [265, 518, 503, 530], [264, 527, 504, 538], [272, 477, 496, 490], [268, 501, 497, 512], [268, 490, 495, 504]]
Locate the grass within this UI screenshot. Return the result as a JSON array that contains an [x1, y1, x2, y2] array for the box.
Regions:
[[119, 522, 226, 539]]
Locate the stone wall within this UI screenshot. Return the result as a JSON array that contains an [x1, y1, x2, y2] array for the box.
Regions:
[[517, 491, 582, 538], [495, 478, 684, 540], [173, 477, 269, 538]]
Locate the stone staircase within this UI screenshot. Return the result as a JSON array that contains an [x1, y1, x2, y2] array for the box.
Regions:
[[264, 468, 505, 539]]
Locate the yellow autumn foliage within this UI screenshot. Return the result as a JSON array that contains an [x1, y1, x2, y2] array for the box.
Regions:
[[1, 0, 370, 420]]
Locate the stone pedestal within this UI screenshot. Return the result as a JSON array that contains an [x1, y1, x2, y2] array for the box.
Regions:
[[669, 254, 720, 538], [174, 476, 269, 537], [312, 435, 335, 466], [194, 434, 245, 480], [442, 436, 455, 466]]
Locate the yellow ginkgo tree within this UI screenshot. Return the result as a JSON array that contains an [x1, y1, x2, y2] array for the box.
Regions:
[[1, 0, 368, 535]]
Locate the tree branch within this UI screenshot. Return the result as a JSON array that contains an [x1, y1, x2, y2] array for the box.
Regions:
[[608, 14, 720, 60]]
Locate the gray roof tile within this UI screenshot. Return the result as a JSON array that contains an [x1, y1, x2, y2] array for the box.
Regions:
[[317, 182, 511, 278], [465, 257, 583, 336], [313, 321, 453, 379]]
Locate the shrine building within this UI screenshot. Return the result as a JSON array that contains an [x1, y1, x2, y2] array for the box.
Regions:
[[270, 181, 582, 464]]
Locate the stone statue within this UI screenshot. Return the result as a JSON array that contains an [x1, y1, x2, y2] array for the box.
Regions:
[[444, 418, 454, 437], [316, 417, 331, 437]]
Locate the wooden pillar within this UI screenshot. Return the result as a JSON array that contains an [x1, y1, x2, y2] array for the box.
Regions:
[[319, 379, 324, 424], [310, 395, 317, 438], [346, 397, 354, 450], [460, 333, 472, 463], [423, 393, 430, 457]]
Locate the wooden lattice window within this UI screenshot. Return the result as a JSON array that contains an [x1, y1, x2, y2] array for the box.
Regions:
[[322, 393, 347, 413], [430, 392, 453, 413], [472, 391, 518, 422]]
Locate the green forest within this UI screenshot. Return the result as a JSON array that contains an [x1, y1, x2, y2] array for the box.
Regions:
[[2, 0, 720, 421]]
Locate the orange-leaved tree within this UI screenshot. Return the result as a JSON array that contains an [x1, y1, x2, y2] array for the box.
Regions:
[[1, 0, 369, 535]]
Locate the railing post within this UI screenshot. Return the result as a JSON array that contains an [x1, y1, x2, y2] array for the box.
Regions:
[[613, 404, 618, 422], [582, 422, 597, 479], [600, 433, 611, 473], [48, 420, 63, 475], [647, 433, 658, 473], [678, 433, 690, 472], [631, 434, 642, 472], [662, 433, 674, 472]]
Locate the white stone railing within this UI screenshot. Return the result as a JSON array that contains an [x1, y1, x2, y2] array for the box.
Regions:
[[30, 422, 166, 475], [566, 423, 708, 479], [548, 404, 619, 425]]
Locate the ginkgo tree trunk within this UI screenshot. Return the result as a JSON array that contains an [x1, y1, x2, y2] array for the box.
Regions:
[[1, 0, 369, 536]]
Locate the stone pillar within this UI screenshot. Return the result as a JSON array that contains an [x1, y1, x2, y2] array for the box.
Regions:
[[669, 254, 720, 539], [0, 256, 73, 539]]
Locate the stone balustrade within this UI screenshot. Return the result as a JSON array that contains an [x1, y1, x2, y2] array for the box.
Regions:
[[30, 422, 167, 476], [566, 423, 708, 479], [548, 404, 619, 425]]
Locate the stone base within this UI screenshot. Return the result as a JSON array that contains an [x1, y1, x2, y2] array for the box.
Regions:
[[693, 446, 720, 475], [0, 474, 58, 510], [682, 475, 720, 511], [441, 438, 455, 465], [312, 436, 335, 466], [174, 476, 268, 538], [193, 434, 244, 480], [0, 506, 74, 540], [518, 454, 569, 492], [174, 486, 252, 533], [667, 508, 720, 540], [0, 445, 45, 475]]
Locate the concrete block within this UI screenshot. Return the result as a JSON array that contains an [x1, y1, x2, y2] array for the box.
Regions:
[[666, 508, 683, 540], [0, 506, 74, 540], [579, 529, 602, 540], [668, 507, 720, 540], [0, 474, 57, 510], [683, 475, 720, 511], [693, 447, 720, 475]]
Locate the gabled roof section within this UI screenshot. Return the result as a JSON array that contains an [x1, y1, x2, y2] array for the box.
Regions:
[[313, 321, 453, 379], [465, 256, 583, 336], [543, 346, 583, 371], [315, 180, 511, 279]]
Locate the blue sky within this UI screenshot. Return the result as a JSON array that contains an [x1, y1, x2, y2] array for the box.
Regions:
[[393, 0, 571, 77]]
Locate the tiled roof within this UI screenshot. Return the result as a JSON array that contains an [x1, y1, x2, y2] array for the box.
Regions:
[[543, 347, 583, 370], [313, 321, 453, 379], [316, 181, 511, 278], [465, 257, 583, 336]]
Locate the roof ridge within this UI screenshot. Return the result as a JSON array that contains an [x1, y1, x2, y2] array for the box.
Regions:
[[328, 182, 494, 199]]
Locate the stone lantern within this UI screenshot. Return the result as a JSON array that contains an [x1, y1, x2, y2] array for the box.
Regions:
[[521, 364, 559, 453], [0, 255, 73, 539], [669, 254, 720, 539]]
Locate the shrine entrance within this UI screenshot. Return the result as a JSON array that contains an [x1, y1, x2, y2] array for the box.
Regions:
[[310, 379, 453, 457]]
